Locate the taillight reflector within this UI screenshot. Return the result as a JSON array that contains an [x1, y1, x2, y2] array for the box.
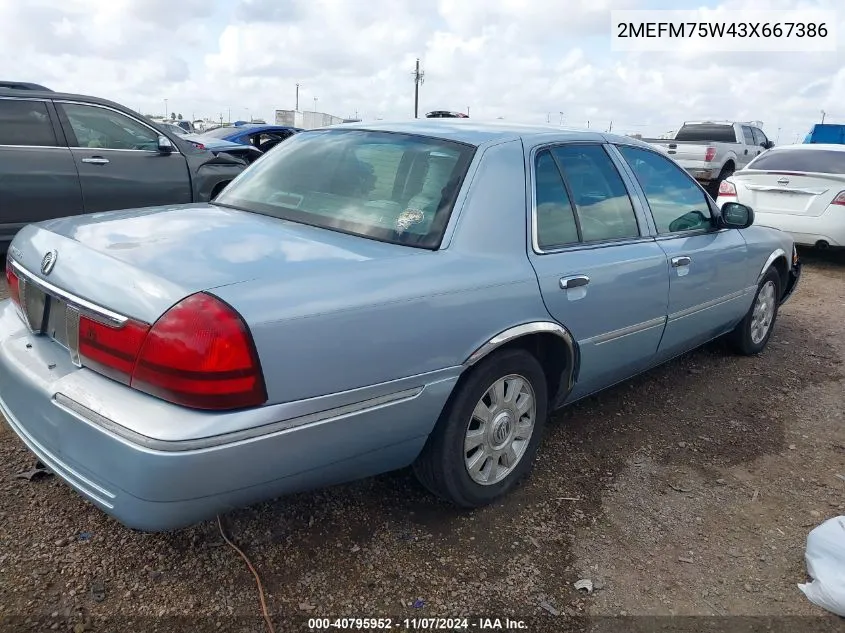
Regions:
[[704, 147, 716, 162], [832, 191, 845, 206], [718, 180, 737, 197], [130, 293, 267, 410], [4, 260, 20, 306]]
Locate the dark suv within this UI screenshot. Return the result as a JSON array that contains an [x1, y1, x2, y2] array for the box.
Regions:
[[0, 84, 248, 246]]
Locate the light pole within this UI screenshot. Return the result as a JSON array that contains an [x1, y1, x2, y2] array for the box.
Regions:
[[314, 97, 318, 112], [164, 99, 168, 119], [296, 83, 300, 111], [821, 110, 826, 123], [559, 112, 564, 125]]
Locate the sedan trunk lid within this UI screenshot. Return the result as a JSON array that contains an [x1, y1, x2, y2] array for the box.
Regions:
[[7, 203, 417, 324]]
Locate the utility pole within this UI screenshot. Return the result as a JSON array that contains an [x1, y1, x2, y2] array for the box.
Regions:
[[227, 108, 231, 124], [314, 97, 318, 112], [608, 120, 613, 132], [164, 99, 168, 119], [467, 106, 470, 116], [296, 84, 300, 111], [587, 120, 590, 129], [559, 112, 564, 125], [821, 109, 826, 123], [411, 58, 424, 118]]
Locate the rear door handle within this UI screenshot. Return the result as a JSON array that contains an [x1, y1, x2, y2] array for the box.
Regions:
[[671, 256, 692, 267], [559, 275, 590, 289], [81, 157, 109, 165]]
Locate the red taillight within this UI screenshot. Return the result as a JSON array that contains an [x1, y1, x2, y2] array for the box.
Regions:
[[832, 191, 845, 206], [78, 317, 150, 385], [192, 142, 206, 150], [4, 260, 21, 307], [130, 293, 267, 410], [718, 180, 737, 197], [704, 147, 716, 162]]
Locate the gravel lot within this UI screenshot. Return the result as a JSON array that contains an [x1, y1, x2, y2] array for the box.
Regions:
[[1, 251, 844, 633]]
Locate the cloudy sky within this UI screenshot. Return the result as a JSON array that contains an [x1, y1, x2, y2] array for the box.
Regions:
[[1, 0, 842, 143]]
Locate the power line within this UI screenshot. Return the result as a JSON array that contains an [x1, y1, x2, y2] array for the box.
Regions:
[[411, 58, 425, 119]]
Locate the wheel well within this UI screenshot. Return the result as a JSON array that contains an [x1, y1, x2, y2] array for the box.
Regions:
[[211, 181, 230, 198], [461, 333, 573, 407], [769, 255, 789, 297], [722, 160, 735, 174]]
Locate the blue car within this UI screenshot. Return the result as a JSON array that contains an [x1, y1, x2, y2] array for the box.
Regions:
[[182, 133, 263, 165], [1, 121, 801, 531], [197, 123, 302, 153]]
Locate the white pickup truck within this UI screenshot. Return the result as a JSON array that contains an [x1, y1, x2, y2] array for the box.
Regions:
[[644, 121, 775, 196]]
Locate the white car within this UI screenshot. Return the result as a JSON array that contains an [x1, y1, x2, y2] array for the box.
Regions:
[[716, 144, 845, 249]]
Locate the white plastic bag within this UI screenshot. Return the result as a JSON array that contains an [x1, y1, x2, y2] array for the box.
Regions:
[[798, 515, 845, 616]]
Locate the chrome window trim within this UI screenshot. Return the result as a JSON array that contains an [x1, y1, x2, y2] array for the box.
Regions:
[[528, 141, 645, 255], [54, 99, 183, 156], [0, 95, 50, 103], [9, 260, 129, 326], [0, 144, 69, 150]]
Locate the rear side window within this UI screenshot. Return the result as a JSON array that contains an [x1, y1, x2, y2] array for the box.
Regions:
[[551, 145, 640, 242], [741, 126, 755, 145], [534, 150, 579, 249], [0, 99, 57, 146], [747, 149, 845, 174], [674, 124, 737, 143]]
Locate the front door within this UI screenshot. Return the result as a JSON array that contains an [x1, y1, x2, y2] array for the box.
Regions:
[[56, 102, 192, 213], [615, 144, 752, 362], [526, 144, 670, 401]]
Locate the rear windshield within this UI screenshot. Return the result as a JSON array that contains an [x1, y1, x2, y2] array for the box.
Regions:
[[214, 129, 476, 249], [198, 127, 239, 139], [747, 149, 845, 174], [674, 124, 737, 143]]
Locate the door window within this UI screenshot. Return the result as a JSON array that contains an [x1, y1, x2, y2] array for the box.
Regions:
[[617, 145, 713, 234], [0, 100, 57, 146], [751, 127, 768, 147], [61, 103, 159, 151], [534, 150, 579, 249], [550, 145, 640, 242]]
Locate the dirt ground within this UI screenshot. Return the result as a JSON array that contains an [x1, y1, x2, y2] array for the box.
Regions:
[[1, 251, 844, 633]]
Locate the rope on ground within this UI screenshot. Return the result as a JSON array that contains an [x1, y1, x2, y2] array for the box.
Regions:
[[217, 514, 276, 633]]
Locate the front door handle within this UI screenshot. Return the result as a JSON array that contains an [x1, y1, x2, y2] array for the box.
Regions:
[[559, 275, 590, 289], [81, 157, 109, 165], [671, 256, 692, 267]]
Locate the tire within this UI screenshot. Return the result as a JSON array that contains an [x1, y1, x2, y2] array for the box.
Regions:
[[709, 164, 734, 198], [412, 348, 549, 507], [729, 267, 781, 355]]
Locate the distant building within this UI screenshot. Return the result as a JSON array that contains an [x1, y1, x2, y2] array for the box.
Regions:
[[275, 109, 350, 129]]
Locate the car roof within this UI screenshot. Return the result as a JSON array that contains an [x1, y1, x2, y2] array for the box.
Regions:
[[229, 124, 302, 133], [762, 143, 845, 151], [321, 119, 652, 149]]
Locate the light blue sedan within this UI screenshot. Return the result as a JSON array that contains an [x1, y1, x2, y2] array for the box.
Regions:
[[0, 121, 801, 531]]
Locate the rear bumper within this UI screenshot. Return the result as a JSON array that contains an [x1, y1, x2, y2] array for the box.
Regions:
[[754, 212, 845, 248], [0, 302, 455, 532]]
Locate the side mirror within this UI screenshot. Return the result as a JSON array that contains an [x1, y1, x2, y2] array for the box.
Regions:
[[157, 135, 174, 155], [720, 202, 754, 229], [762, 141, 774, 149]]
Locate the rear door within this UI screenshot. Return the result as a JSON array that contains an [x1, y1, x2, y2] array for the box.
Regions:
[[738, 125, 756, 167], [615, 143, 752, 361], [55, 101, 192, 212], [0, 97, 83, 243], [734, 149, 845, 218], [526, 143, 670, 401]]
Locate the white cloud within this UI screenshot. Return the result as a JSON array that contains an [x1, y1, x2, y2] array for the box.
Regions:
[[0, 0, 842, 142]]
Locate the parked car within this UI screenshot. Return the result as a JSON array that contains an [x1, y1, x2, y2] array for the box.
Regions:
[[645, 121, 774, 196], [0, 121, 800, 531], [803, 124, 845, 145], [197, 123, 302, 153], [182, 134, 264, 164], [0, 86, 249, 247], [716, 144, 845, 249], [426, 111, 469, 118]]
